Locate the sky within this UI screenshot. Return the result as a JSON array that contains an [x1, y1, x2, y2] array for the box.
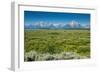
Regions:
[[24, 11, 90, 27]]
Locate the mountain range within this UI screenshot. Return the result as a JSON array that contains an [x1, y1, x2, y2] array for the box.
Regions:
[[25, 21, 90, 29]]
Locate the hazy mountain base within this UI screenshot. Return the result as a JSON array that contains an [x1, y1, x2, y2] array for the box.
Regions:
[[24, 29, 90, 62]]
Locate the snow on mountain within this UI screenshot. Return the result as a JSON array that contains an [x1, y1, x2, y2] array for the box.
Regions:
[[67, 21, 81, 28], [25, 21, 90, 29]]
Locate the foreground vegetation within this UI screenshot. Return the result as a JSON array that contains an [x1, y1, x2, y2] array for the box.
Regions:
[[24, 29, 90, 61]]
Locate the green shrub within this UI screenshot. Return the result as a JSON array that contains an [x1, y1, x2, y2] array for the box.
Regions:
[[24, 29, 90, 61], [24, 51, 37, 61]]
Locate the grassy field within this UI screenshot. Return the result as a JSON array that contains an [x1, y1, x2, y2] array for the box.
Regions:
[[24, 29, 90, 61]]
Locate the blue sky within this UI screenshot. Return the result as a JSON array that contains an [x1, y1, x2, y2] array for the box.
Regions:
[[24, 11, 90, 27]]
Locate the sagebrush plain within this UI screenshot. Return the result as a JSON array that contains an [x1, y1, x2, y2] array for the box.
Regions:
[[24, 29, 90, 61]]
